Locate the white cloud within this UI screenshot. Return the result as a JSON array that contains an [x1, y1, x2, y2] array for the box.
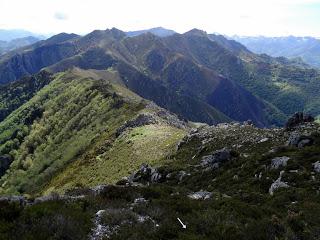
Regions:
[[0, 0, 319, 37], [54, 12, 68, 21]]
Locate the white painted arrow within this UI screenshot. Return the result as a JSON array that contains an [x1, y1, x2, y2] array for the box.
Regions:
[[177, 217, 187, 229]]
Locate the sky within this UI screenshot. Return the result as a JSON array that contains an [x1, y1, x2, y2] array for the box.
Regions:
[[1, 0, 320, 37]]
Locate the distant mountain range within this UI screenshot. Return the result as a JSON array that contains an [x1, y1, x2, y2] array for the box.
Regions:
[[0, 29, 45, 41], [0, 27, 319, 129], [232, 35, 320, 68], [0, 36, 40, 55]]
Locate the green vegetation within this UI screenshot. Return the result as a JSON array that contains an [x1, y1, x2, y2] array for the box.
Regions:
[[0, 199, 92, 240], [43, 124, 185, 194], [0, 71, 53, 122], [242, 62, 320, 117], [0, 70, 187, 196], [0, 71, 144, 195], [0, 123, 319, 239]]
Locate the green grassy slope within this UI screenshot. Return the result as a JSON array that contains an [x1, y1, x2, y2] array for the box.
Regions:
[[0, 70, 187, 195]]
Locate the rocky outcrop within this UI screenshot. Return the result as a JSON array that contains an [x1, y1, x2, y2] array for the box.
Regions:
[[188, 191, 212, 200], [201, 148, 237, 169], [271, 156, 290, 169], [313, 161, 320, 173], [0, 195, 26, 205], [116, 105, 188, 137], [285, 112, 314, 130], [269, 171, 289, 195], [118, 164, 165, 185], [286, 132, 314, 148]]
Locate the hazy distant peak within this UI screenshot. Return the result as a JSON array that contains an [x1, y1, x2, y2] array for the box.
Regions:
[[107, 27, 127, 39], [0, 29, 45, 41], [45, 32, 80, 45], [184, 28, 208, 37], [126, 27, 176, 37]]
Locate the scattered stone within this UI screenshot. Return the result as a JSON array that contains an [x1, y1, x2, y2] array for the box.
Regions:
[[268, 146, 287, 154], [271, 156, 290, 169], [188, 191, 212, 200], [201, 148, 236, 169], [255, 172, 263, 179], [222, 194, 232, 198], [177, 171, 190, 182], [269, 171, 289, 195], [259, 138, 269, 143], [0, 195, 26, 205], [34, 193, 61, 204], [91, 185, 108, 195], [96, 210, 106, 217], [297, 139, 313, 148], [90, 210, 110, 240], [243, 120, 253, 126], [287, 132, 302, 146], [313, 161, 320, 173], [134, 198, 148, 204]]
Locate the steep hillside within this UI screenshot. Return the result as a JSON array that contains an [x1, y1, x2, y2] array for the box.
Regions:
[[207, 33, 320, 119], [0, 33, 80, 84], [0, 71, 53, 122], [1, 28, 319, 126], [0, 70, 188, 195], [47, 30, 281, 126]]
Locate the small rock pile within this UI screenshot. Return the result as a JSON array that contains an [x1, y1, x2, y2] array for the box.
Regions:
[[201, 148, 237, 169], [118, 164, 165, 186], [285, 112, 314, 130]]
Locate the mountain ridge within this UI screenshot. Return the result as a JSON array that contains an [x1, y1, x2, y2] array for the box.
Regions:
[[0, 28, 319, 127], [232, 35, 320, 68]]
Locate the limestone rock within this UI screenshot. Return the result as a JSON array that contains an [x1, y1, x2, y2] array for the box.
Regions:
[[188, 191, 212, 200], [269, 171, 289, 195], [271, 156, 290, 169], [201, 148, 236, 169], [313, 161, 320, 173]]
